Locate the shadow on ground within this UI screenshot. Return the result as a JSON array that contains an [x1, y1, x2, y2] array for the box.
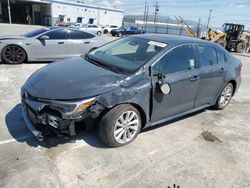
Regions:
[[5, 104, 107, 149], [6, 104, 209, 149]]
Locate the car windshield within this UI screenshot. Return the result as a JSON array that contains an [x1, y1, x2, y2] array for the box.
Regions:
[[87, 37, 165, 73], [23, 28, 48, 37]]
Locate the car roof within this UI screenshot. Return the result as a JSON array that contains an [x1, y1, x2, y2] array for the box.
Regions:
[[133, 34, 213, 46]]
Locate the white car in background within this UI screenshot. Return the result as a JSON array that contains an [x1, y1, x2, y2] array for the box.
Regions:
[[0, 28, 107, 64], [102, 25, 119, 34], [80, 24, 102, 36]]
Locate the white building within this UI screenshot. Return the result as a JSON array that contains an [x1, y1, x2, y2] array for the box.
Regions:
[[0, 0, 124, 26]]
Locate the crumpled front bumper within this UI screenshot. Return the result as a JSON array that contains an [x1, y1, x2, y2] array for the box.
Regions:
[[22, 105, 44, 142]]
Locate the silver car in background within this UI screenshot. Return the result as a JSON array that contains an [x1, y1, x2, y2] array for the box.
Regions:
[[0, 28, 107, 64]]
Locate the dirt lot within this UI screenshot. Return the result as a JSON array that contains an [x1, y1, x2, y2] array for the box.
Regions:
[[0, 54, 250, 188]]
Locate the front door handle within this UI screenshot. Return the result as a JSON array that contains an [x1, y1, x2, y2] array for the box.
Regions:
[[84, 41, 90, 44], [190, 75, 199, 82], [219, 67, 225, 73], [58, 42, 64, 44]]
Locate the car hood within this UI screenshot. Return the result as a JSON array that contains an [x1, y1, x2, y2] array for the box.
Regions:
[[0, 35, 28, 40], [24, 57, 125, 100]]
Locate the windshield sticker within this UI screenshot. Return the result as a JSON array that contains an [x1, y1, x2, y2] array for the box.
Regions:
[[148, 41, 167, 48]]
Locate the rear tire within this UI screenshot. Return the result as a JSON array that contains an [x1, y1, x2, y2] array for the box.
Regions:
[[235, 42, 246, 53], [1, 45, 27, 64], [216, 39, 227, 48], [99, 104, 141, 147], [214, 83, 234, 110]]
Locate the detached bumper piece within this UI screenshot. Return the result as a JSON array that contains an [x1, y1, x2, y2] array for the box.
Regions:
[[21, 103, 93, 142], [22, 106, 44, 142]]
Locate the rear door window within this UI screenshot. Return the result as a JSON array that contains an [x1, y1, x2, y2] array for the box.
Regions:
[[69, 30, 95, 39], [197, 45, 217, 66], [155, 45, 196, 74]]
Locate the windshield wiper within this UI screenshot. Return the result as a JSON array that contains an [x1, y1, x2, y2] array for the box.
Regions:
[[86, 54, 129, 74]]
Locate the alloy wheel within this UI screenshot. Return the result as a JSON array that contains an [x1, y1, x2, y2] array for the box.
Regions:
[[3, 45, 26, 64], [114, 111, 139, 144], [219, 85, 233, 107]]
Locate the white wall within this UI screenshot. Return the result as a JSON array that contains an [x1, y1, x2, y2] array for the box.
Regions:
[[51, 2, 123, 26]]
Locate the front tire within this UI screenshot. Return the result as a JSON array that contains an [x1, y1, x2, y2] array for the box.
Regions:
[[99, 104, 142, 147], [1, 45, 27, 64], [216, 39, 227, 48], [118, 32, 122, 37], [97, 31, 102, 36], [214, 83, 234, 110]]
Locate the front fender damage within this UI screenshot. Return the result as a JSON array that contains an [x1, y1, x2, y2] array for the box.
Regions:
[[91, 75, 152, 125]]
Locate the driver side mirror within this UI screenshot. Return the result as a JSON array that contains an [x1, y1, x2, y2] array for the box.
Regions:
[[39, 35, 49, 40], [158, 80, 171, 95]]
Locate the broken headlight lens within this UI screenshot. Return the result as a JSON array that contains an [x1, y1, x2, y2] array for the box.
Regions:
[[39, 97, 96, 119]]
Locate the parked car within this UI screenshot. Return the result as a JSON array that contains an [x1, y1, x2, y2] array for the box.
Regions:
[[79, 24, 102, 36], [111, 26, 144, 37], [21, 34, 241, 147], [0, 28, 106, 64], [69, 23, 85, 28], [103, 25, 119, 34]]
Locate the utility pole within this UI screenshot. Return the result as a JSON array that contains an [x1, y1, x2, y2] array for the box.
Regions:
[[154, 1, 159, 33], [143, 2, 147, 25], [206, 9, 212, 29], [197, 18, 201, 38], [153, 1, 159, 24], [7, 0, 12, 24], [96, 0, 99, 25], [145, 5, 149, 33]]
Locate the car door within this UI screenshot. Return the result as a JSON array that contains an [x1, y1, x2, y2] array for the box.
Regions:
[[67, 30, 96, 56], [34, 29, 68, 61], [194, 45, 226, 107], [151, 44, 200, 122], [123, 27, 131, 35], [131, 26, 139, 34]]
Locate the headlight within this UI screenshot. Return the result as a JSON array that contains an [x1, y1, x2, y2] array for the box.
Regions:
[[39, 97, 96, 119], [74, 98, 96, 113]]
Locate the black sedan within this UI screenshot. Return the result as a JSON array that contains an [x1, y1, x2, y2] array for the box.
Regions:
[[21, 34, 241, 147], [111, 26, 144, 37]]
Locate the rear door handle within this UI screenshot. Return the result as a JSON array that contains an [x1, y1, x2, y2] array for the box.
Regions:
[[58, 42, 64, 44], [84, 41, 90, 44], [190, 75, 199, 82]]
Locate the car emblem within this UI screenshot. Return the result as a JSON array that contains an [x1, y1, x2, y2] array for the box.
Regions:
[[48, 115, 59, 128]]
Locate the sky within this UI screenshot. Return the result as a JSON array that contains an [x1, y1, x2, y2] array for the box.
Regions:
[[93, 0, 250, 29]]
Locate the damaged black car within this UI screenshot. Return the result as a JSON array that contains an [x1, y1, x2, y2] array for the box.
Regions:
[[21, 34, 241, 147]]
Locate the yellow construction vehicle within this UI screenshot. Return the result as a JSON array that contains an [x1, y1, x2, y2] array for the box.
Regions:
[[176, 16, 246, 53], [207, 28, 227, 47]]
